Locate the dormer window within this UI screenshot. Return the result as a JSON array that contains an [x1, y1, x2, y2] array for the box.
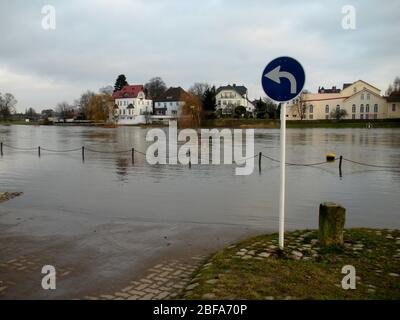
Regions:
[[353, 87, 357, 93]]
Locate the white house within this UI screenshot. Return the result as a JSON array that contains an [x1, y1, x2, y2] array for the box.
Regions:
[[286, 80, 391, 120], [215, 84, 255, 115], [112, 85, 152, 125], [152, 87, 189, 123]]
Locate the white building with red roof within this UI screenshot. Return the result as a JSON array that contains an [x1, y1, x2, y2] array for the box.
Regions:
[[112, 85, 153, 125]]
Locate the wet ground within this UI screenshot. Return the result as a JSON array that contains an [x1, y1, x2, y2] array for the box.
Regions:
[[0, 201, 265, 299]]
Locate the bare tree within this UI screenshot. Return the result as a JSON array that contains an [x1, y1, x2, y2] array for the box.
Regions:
[[386, 76, 400, 95], [25, 107, 37, 117], [188, 82, 210, 98], [78, 90, 95, 115], [85, 94, 113, 122], [56, 101, 71, 121], [144, 77, 167, 99], [330, 108, 348, 120], [0, 93, 17, 121], [294, 90, 309, 120], [99, 85, 114, 96]]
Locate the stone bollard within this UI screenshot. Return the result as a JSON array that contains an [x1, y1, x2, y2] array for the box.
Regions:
[[318, 202, 346, 246]]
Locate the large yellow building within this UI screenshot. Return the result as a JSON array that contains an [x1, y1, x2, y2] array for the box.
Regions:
[[286, 80, 400, 120]]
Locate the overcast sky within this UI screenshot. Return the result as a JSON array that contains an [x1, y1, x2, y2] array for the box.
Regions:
[[0, 0, 399, 112]]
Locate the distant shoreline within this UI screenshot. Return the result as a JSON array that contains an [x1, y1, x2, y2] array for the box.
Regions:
[[1, 118, 400, 129]]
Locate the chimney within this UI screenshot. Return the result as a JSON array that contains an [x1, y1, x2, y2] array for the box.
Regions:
[[233, 83, 236, 87]]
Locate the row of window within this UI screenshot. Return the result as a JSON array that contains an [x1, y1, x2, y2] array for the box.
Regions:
[[117, 100, 150, 107], [156, 101, 181, 107], [218, 100, 243, 106], [360, 93, 371, 100], [300, 114, 379, 120], [306, 104, 380, 114], [220, 93, 236, 99], [154, 110, 178, 116], [119, 109, 135, 115]]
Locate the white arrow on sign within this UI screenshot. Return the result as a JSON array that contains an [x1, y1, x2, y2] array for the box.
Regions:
[[264, 66, 297, 94]]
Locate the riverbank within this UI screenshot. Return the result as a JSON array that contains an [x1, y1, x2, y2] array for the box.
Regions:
[[180, 228, 400, 300], [2, 119, 400, 129], [0, 192, 23, 203], [201, 118, 400, 128]]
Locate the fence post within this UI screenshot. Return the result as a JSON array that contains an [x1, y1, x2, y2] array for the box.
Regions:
[[1, 142, 3, 156], [319, 202, 346, 246], [132, 148, 135, 164], [339, 155, 343, 177], [259, 152, 262, 171], [38, 146, 41, 158], [82, 146, 85, 162]]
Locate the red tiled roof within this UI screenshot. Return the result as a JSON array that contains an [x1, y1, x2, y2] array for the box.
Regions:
[[112, 85, 144, 99]]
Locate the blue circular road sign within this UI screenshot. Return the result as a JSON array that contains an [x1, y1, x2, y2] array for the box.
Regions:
[[261, 56, 305, 102]]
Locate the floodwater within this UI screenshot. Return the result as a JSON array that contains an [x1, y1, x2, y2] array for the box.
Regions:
[[0, 125, 399, 298], [1, 125, 399, 229]]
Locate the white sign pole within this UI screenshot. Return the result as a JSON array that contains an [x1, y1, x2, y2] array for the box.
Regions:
[[279, 102, 286, 250]]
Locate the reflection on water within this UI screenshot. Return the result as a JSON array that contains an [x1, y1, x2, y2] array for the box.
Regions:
[[0, 125, 399, 229]]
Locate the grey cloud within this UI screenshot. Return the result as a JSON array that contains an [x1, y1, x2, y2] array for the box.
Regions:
[[0, 0, 399, 111]]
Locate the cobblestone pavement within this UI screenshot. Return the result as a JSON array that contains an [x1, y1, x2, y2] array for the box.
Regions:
[[83, 255, 206, 300], [0, 253, 205, 299], [0, 254, 75, 297]]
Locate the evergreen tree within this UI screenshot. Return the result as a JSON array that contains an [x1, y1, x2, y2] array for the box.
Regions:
[[114, 74, 129, 92], [202, 86, 217, 112]]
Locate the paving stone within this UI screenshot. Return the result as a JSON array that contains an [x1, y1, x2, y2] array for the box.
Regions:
[[142, 293, 154, 300], [291, 251, 303, 259], [129, 289, 145, 296], [258, 252, 270, 258], [186, 283, 199, 290], [155, 292, 170, 299], [205, 279, 218, 284], [122, 286, 133, 292], [115, 292, 131, 298], [144, 288, 160, 295], [136, 283, 149, 291]]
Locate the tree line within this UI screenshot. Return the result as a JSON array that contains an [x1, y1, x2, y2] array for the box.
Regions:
[[1, 76, 400, 123]]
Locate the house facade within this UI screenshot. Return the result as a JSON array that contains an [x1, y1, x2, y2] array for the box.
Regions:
[[215, 84, 255, 115], [386, 91, 400, 119], [286, 80, 392, 120], [112, 85, 152, 125], [152, 87, 189, 123]]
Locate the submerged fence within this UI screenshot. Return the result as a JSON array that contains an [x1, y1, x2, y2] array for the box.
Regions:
[[0, 141, 398, 177]]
